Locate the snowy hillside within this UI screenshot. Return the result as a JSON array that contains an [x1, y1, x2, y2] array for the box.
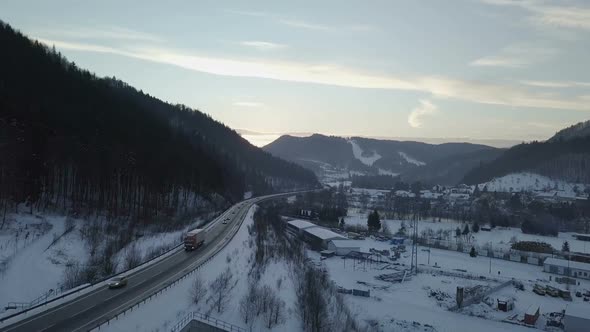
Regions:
[[349, 139, 382, 166], [102, 205, 302, 332], [480, 172, 589, 196], [0, 215, 88, 305]]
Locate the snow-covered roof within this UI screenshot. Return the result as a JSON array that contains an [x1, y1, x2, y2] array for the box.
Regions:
[[187, 229, 203, 235], [287, 219, 317, 230], [544, 257, 590, 271], [525, 305, 539, 315], [329, 239, 361, 249], [565, 304, 589, 319], [303, 227, 346, 241]]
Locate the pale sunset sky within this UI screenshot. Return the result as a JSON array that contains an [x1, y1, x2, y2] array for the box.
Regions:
[[1, 0, 589, 146]]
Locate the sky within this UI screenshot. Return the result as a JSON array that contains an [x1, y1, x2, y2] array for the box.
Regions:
[[1, 0, 589, 147]]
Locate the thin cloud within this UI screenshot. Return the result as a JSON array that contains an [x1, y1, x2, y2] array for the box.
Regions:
[[470, 56, 529, 68], [520, 80, 590, 88], [35, 26, 162, 42], [233, 101, 264, 107], [37, 38, 590, 112], [239, 41, 287, 51], [470, 44, 556, 68], [408, 100, 438, 128], [481, 0, 590, 30], [278, 19, 332, 31], [225, 9, 269, 17]]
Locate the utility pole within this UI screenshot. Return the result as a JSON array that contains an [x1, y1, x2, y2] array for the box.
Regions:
[[489, 242, 492, 274]]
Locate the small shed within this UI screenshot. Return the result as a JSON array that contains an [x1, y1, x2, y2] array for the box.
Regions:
[[564, 304, 590, 332], [497, 297, 513, 312], [320, 250, 335, 258], [524, 305, 540, 325]]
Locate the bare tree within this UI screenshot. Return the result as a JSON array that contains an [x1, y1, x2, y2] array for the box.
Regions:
[[239, 284, 258, 327], [191, 273, 207, 305], [265, 290, 286, 329], [61, 260, 85, 289], [208, 267, 235, 313], [123, 244, 142, 270]]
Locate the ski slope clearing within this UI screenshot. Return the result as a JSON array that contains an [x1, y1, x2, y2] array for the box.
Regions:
[[349, 140, 382, 166], [399, 151, 426, 166]]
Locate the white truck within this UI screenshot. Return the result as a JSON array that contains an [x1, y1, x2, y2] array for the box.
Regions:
[[184, 229, 205, 251]]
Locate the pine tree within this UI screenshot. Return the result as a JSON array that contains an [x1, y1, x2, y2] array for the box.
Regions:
[[562, 241, 570, 252], [367, 210, 381, 232]]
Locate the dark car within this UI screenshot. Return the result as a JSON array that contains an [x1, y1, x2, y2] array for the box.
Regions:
[[108, 276, 128, 289]]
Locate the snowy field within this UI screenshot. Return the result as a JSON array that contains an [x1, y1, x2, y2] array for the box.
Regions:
[[344, 211, 590, 254], [102, 205, 301, 332], [311, 236, 590, 332]]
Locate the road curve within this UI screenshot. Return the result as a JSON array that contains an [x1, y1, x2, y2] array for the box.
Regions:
[[0, 192, 300, 332]]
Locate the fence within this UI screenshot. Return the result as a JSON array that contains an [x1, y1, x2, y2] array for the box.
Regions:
[[417, 237, 562, 267], [170, 311, 247, 332]]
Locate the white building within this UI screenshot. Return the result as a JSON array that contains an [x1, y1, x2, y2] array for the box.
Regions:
[[302, 227, 347, 249], [543, 257, 590, 280], [286, 219, 317, 236], [564, 304, 590, 332], [328, 240, 361, 256]]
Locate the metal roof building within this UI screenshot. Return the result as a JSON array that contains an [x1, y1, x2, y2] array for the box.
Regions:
[[543, 257, 590, 280], [564, 304, 590, 332]]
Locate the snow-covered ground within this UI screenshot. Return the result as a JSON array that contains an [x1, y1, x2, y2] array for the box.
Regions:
[[311, 235, 590, 332], [481, 172, 588, 197], [0, 211, 211, 314], [399, 151, 426, 166], [0, 215, 88, 306], [344, 211, 590, 254], [102, 205, 301, 332], [349, 139, 381, 166]]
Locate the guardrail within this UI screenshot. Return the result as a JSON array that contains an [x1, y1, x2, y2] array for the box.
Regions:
[[89, 204, 252, 331], [0, 208, 236, 323], [0, 241, 183, 324], [170, 311, 247, 332], [1, 190, 309, 329]]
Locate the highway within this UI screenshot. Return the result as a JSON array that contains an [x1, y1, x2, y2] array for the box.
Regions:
[[0, 193, 296, 332]]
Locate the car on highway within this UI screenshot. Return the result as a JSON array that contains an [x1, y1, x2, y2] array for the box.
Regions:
[[222, 218, 229, 224], [108, 276, 128, 289]]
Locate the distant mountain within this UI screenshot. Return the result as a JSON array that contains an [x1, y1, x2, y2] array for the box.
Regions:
[[263, 134, 500, 185], [0, 21, 317, 218], [463, 121, 590, 185]]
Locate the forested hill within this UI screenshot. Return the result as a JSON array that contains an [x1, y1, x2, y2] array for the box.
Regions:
[[462, 133, 590, 185], [0, 21, 317, 219]]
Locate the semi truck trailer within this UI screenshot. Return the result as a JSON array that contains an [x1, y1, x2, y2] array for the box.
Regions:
[[184, 229, 205, 250]]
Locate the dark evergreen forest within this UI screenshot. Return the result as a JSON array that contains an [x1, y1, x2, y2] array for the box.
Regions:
[[462, 137, 590, 185], [0, 21, 318, 222]]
